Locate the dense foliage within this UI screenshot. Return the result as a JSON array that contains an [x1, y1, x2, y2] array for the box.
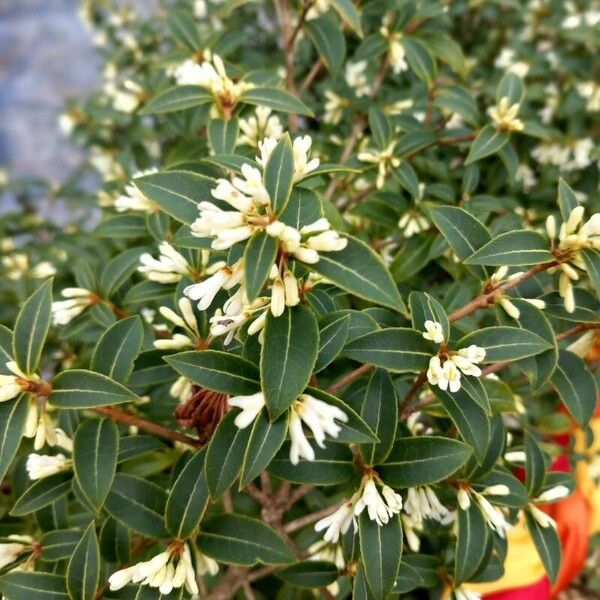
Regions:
[[1, 0, 599, 598]]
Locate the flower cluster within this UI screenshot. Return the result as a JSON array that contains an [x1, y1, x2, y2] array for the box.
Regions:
[[424, 323, 486, 393], [51, 287, 96, 325], [229, 391, 348, 465], [488, 97, 524, 132], [547, 206, 600, 312], [457, 485, 512, 538], [109, 542, 205, 596]]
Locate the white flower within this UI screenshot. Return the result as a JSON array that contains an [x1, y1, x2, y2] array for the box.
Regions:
[[170, 376, 193, 403], [380, 27, 407, 74], [473, 491, 511, 538], [488, 97, 524, 132], [0, 536, 34, 570], [358, 142, 399, 189], [534, 485, 570, 503], [422, 321, 444, 344], [26, 453, 72, 480], [427, 356, 461, 393], [115, 168, 159, 213], [184, 261, 242, 311], [51, 287, 95, 325], [0, 361, 28, 402], [228, 391, 266, 429], [109, 543, 199, 595], [292, 136, 320, 181], [314, 499, 358, 543], [112, 80, 143, 113], [354, 477, 403, 526], [404, 486, 448, 524], [238, 106, 283, 148], [323, 90, 348, 125], [454, 586, 482, 600], [399, 211, 430, 237], [345, 61, 369, 97], [494, 48, 529, 77], [504, 450, 526, 463], [529, 504, 556, 529], [138, 242, 192, 283], [289, 394, 348, 465], [401, 514, 422, 552], [577, 81, 600, 112]]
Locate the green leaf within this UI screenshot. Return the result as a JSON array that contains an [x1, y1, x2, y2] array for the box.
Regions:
[[304, 13, 346, 75], [166, 449, 210, 539], [315, 314, 350, 372], [51, 369, 140, 408], [0, 396, 29, 482], [66, 522, 100, 600], [13, 279, 52, 375], [99, 518, 130, 564], [395, 131, 437, 158], [402, 38, 437, 86], [465, 230, 553, 266], [360, 369, 397, 466], [581, 248, 600, 298], [95, 214, 147, 238], [279, 187, 323, 229], [525, 433, 546, 497], [329, 0, 363, 36], [166, 350, 260, 395], [0, 572, 68, 600], [11, 471, 73, 516], [205, 411, 252, 498], [268, 442, 356, 485], [277, 560, 338, 588], [198, 514, 295, 565], [418, 32, 465, 75], [378, 436, 471, 487], [359, 512, 402, 598], [458, 327, 552, 362], [243, 232, 278, 304], [310, 235, 404, 311], [207, 117, 239, 154], [409, 291, 449, 342], [525, 511, 561, 583], [465, 125, 509, 165], [73, 419, 118, 512], [168, 9, 201, 51], [98, 247, 145, 297], [241, 87, 314, 117], [368, 106, 392, 150], [343, 328, 431, 372], [40, 529, 81, 562], [496, 71, 524, 104], [135, 170, 213, 225], [431, 386, 490, 462], [429, 205, 491, 279], [90, 316, 143, 384], [454, 502, 491, 585], [104, 474, 169, 538], [557, 178, 579, 220], [393, 162, 420, 199], [240, 410, 288, 487], [261, 305, 318, 419], [264, 134, 295, 213], [435, 85, 479, 127], [551, 349, 597, 427], [142, 86, 212, 114]]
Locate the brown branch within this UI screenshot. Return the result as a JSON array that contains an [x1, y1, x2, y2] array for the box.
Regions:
[[92, 406, 202, 447], [283, 500, 345, 533], [327, 363, 373, 395], [300, 58, 325, 93], [447, 259, 563, 323]]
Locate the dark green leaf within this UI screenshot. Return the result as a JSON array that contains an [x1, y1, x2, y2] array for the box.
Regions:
[[11, 471, 73, 516], [304, 13, 346, 75], [264, 134, 295, 213], [241, 87, 314, 116], [142, 86, 212, 114], [315, 314, 350, 372], [329, 0, 363, 37], [67, 522, 100, 600], [208, 117, 239, 155], [277, 560, 338, 588], [465, 230, 553, 266], [454, 502, 490, 585], [261, 305, 319, 419], [198, 514, 295, 565], [525, 511, 561, 583], [13, 279, 52, 375], [244, 231, 278, 302], [378, 436, 471, 487], [51, 369, 139, 408], [0, 397, 29, 482], [458, 327, 552, 362], [0, 572, 68, 599], [465, 125, 509, 165], [73, 419, 118, 511]]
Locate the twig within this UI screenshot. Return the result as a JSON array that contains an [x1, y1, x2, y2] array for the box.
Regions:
[[300, 58, 324, 93], [327, 363, 373, 395], [283, 501, 345, 533], [92, 406, 202, 447]]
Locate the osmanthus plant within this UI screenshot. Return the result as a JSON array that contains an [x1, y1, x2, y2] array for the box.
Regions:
[[0, 0, 599, 599]]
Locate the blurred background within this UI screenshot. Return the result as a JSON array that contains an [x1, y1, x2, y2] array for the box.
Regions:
[[0, 0, 100, 182]]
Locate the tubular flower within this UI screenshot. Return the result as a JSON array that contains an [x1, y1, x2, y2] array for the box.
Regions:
[[489, 266, 546, 319], [51, 287, 96, 325], [115, 168, 159, 213], [154, 297, 201, 351], [26, 453, 72, 480], [404, 486, 448, 524], [314, 497, 360, 543], [108, 542, 200, 596], [0, 536, 35, 571], [0, 361, 32, 402], [358, 142, 400, 189], [488, 96, 524, 132], [547, 206, 600, 312], [238, 106, 283, 148], [457, 485, 512, 538], [138, 242, 196, 283], [354, 476, 403, 526]]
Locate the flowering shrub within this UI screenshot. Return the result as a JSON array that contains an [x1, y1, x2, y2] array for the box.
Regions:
[[1, 1, 600, 599]]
